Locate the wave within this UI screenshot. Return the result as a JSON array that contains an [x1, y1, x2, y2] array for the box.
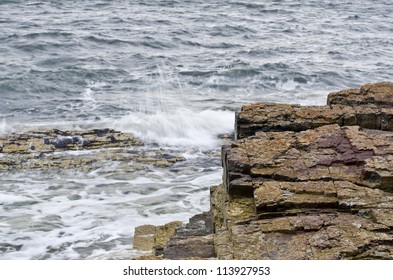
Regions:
[[113, 109, 234, 148]]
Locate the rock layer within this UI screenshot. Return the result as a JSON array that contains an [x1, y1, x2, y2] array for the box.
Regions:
[[236, 82, 393, 139], [0, 128, 185, 172]]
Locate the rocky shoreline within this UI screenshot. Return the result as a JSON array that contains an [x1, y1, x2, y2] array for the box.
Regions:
[[134, 81, 393, 260], [2, 82, 393, 259]]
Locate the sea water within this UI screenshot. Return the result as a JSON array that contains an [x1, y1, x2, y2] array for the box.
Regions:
[[0, 0, 392, 259]]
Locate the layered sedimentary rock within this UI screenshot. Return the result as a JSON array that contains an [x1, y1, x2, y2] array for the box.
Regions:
[[236, 82, 393, 139], [211, 82, 393, 259], [0, 128, 185, 171], [327, 81, 393, 107], [162, 212, 215, 259], [133, 82, 393, 260]]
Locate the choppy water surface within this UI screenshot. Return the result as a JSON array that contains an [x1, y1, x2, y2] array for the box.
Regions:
[[0, 0, 392, 259]]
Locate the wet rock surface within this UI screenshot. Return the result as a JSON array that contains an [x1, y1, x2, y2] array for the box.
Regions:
[[135, 82, 393, 260], [0, 129, 186, 172]]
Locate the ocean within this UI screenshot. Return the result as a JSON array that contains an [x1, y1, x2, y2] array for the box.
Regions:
[[0, 0, 392, 259]]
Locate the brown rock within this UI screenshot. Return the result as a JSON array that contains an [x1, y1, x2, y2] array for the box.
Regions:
[[211, 82, 393, 260], [223, 213, 393, 260], [133, 225, 156, 251], [132, 221, 183, 252], [236, 82, 393, 139], [224, 124, 393, 193], [163, 234, 215, 260], [155, 221, 184, 247], [161, 212, 216, 259], [328, 82, 393, 107]]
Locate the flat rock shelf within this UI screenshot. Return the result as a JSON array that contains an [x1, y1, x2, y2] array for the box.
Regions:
[[0, 129, 186, 172]]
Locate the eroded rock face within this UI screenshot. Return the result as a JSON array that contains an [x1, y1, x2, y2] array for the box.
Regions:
[[0, 129, 185, 172], [227, 213, 393, 260], [236, 82, 393, 139], [224, 125, 393, 194], [212, 82, 393, 260]]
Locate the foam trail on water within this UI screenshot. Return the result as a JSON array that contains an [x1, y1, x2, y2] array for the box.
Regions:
[[113, 109, 234, 148]]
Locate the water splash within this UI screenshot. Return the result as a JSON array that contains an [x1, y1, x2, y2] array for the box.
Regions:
[[81, 81, 105, 110], [113, 108, 234, 148], [0, 118, 13, 136]]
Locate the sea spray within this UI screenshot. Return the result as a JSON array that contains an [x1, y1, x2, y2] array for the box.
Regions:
[[0, 118, 13, 136], [113, 109, 234, 148]]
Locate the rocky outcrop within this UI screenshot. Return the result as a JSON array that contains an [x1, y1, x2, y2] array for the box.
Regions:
[[236, 82, 393, 139], [327, 82, 393, 107], [136, 82, 393, 260], [212, 81, 393, 259], [0, 128, 185, 172]]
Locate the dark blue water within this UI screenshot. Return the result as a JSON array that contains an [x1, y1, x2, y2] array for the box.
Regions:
[[0, 0, 392, 259]]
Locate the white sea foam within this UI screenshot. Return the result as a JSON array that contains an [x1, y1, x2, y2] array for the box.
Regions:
[[113, 109, 234, 148], [0, 193, 35, 205], [0, 152, 218, 259]]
